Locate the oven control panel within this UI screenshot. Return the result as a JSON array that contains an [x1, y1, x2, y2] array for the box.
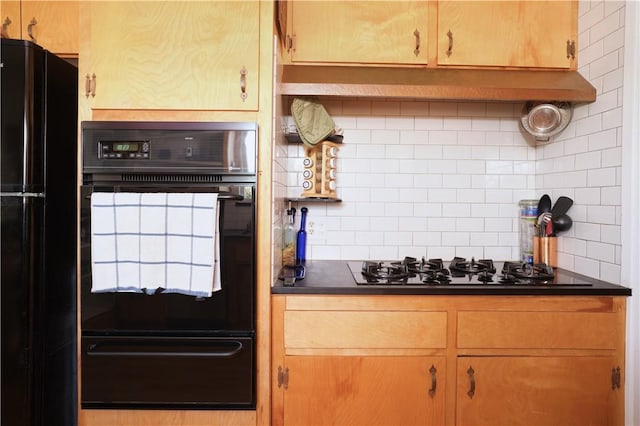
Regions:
[[99, 140, 150, 159]]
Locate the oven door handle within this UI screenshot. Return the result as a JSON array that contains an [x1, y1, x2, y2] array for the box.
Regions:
[[83, 191, 244, 201], [217, 192, 244, 201], [86, 341, 244, 358]]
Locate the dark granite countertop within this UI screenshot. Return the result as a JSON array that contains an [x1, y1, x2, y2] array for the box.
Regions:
[[272, 260, 632, 296]]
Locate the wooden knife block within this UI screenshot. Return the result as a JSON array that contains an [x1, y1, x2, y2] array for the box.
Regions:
[[301, 141, 339, 199]]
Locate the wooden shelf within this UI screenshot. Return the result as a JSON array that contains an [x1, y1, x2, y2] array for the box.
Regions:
[[287, 197, 342, 203], [280, 65, 597, 103]]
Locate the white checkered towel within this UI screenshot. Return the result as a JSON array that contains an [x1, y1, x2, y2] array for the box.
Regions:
[[90, 192, 221, 297]]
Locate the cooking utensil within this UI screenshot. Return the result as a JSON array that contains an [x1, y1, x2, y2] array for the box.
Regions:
[[550, 196, 573, 217], [537, 194, 551, 215], [552, 213, 573, 233], [537, 212, 552, 236]]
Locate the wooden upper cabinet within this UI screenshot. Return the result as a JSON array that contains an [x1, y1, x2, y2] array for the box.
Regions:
[[0, 1, 20, 39], [87, 1, 259, 111], [437, 0, 576, 69], [1, 1, 78, 56], [288, 0, 429, 65]]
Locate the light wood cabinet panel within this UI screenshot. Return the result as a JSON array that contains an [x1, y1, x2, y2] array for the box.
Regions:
[[285, 310, 447, 349], [456, 356, 619, 426], [0, 0, 77, 56], [457, 311, 618, 349], [437, 0, 576, 69], [283, 355, 445, 426], [87, 1, 259, 111], [0, 1, 20, 39], [289, 0, 429, 65], [21, 1, 78, 56]]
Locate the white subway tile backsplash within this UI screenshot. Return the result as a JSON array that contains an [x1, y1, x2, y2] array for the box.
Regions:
[[587, 241, 616, 263], [587, 167, 617, 187], [443, 117, 473, 131], [601, 186, 621, 205], [415, 117, 444, 130], [587, 205, 617, 224], [591, 10, 622, 43], [429, 102, 458, 116]]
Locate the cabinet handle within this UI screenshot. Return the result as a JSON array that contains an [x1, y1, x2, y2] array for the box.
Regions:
[[240, 66, 248, 102], [611, 366, 621, 389], [286, 34, 294, 53], [27, 17, 37, 42], [1, 16, 11, 38], [277, 365, 289, 390], [467, 366, 475, 399], [85, 73, 96, 98], [566, 40, 576, 60], [428, 364, 437, 398], [413, 29, 421, 56], [446, 30, 453, 57]]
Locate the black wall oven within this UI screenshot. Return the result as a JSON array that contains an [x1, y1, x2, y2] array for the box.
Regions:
[[80, 121, 257, 409]]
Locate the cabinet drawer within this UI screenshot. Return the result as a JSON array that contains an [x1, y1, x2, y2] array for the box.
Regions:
[[457, 312, 617, 349], [285, 311, 447, 349]]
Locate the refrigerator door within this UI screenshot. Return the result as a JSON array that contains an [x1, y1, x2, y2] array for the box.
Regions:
[[1, 195, 45, 426], [0, 39, 45, 193]]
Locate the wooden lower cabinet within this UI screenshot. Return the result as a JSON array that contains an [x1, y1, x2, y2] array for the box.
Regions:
[[456, 356, 617, 426], [272, 295, 626, 426], [282, 355, 445, 426]]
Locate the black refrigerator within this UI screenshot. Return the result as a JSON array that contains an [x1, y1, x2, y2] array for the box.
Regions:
[[1, 39, 78, 425]]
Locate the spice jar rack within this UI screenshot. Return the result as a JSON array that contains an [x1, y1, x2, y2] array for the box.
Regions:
[[301, 141, 340, 199]]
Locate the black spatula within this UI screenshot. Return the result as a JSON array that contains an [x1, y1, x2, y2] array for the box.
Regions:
[[551, 196, 573, 217]]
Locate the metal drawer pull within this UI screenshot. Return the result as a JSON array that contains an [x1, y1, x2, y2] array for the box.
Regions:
[[85, 74, 96, 98], [566, 40, 576, 60], [87, 341, 243, 358], [428, 364, 437, 397], [240, 66, 248, 101], [467, 366, 475, 398], [446, 30, 453, 57], [414, 29, 421, 56], [27, 17, 37, 42]]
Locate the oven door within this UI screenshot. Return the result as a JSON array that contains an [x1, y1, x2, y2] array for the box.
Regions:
[[80, 183, 255, 334]]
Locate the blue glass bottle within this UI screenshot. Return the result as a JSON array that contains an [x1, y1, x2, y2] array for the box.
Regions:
[[296, 207, 308, 265]]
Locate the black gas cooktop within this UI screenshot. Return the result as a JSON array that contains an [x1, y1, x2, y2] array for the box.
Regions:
[[348, 256, 593, 286]]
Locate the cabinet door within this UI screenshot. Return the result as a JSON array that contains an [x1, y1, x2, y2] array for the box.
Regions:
[[21, 1, 78, 56], [456, 356, 618, 426], [290, 1, 428, 65], [0, 1, 20, 39], [89, 1, 259, 111], [283, 356, 445, 426], [437, 0, 575, 69]]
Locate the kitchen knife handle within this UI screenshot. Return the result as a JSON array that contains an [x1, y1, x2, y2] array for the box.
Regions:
[[428, 364, 437, 398], [414, 29, 421, 56], [446, 30, 453, 57], [27, 17, 37, 42], [467, 366, 475, 398]]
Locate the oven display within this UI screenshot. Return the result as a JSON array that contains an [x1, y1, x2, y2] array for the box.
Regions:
[[100, 140, 150, 159], [112, 143, 139, 152]]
